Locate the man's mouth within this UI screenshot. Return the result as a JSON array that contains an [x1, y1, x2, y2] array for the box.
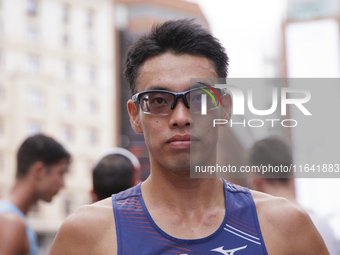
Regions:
[[166, 134, 199, 149]]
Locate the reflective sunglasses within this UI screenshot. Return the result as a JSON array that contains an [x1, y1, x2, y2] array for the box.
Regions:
[[132, 87, 225, 115]]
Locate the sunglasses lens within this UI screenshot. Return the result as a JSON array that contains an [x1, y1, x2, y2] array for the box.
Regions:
[[140, 92, 174, 115], [188, 88, 220, 113]]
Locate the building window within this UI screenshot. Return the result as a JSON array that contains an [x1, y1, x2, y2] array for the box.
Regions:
[[86, 9, 94, 28], [0, 154, 4, 174], [27, 121, 42, 136], [0, 51, 2, 66], [88, 99, 97, 114], [88, 128, 98, 146], [0, 21, 3, 37], [62, 125, 73, 143], [0, 119, 3, 137], [62, 4, 70, 23], [27, 0, 38, 16], [62, 95, 73, 112], [0, 87, 4, 103], [63, 61, 71, 78], [89, 65, 96, 82], [87, 37, 94, 51], [62, 33, 69, 47], [27, 55, 40, 73], [26, 25, 38, 42], [27, 89, 43, 107]]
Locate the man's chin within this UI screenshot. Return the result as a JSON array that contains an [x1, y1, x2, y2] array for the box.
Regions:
[[42, 194, 56, 202]]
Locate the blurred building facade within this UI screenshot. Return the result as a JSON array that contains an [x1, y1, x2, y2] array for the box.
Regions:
[[0, 0, 116, 253], [283, 0, 340, 241]]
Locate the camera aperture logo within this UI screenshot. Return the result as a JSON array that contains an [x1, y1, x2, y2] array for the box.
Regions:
[[199, 84, 311, 128], [197, 82, 223, 115]]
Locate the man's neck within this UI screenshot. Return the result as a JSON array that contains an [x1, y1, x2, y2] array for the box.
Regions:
[[140, 164, 226, 239], [142, 165, 225, 213], [6, 179, 37, 215]]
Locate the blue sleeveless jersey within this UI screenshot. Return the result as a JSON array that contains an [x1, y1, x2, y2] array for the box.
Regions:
[[112, 179, 268, 255], [0, 202, 38, 255]]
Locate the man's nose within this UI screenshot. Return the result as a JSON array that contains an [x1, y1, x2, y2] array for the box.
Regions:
[[169, 98, 190, 127]]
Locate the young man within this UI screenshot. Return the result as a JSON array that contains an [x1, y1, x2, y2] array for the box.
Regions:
[[248, 136, 339, 255], [0, 134, 70, 255], [49, 19, 329, 254], [91, 148, 140, 202]]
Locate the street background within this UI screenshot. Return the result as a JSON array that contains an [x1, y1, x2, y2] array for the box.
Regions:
[[0, 0, 339, 253]]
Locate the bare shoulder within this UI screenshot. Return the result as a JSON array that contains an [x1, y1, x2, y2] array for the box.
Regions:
[[0, 212, 29, 255], [250, 190, 329, 255], [49, 198, 117, 255], [0, 211, 26, 232]]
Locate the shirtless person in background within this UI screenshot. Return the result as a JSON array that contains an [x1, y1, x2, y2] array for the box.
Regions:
[[0, 134, 70, 255]]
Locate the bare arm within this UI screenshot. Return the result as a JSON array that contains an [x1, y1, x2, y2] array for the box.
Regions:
[[253, 191, 329, 255], [49, 199, 117, 255], [0, 213, 29, 255], [279, 204, 329, 254]]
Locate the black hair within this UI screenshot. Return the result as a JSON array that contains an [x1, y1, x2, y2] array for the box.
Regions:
[[92, 154, 134, 200], [16, 134, 71, 179], [248, 136, 293, 183], [124, 19, 229, 94]]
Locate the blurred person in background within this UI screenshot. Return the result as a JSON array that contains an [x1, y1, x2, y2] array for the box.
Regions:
[[91, 148, 141, 202], [0, 134, 70, 255], [248, 136, 339, 255]]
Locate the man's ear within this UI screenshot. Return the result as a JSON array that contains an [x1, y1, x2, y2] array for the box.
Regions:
[[30, 161, 47, 180], [127, 100, 143, 134], [221, 93, 232, 121]]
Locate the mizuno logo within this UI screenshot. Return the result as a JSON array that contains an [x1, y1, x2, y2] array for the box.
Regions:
[[211, 245, 247, 255]]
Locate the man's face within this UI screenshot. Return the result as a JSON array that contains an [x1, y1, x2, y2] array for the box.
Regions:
[[128, 53, 230, 174], [38, 158, 68, 202]]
